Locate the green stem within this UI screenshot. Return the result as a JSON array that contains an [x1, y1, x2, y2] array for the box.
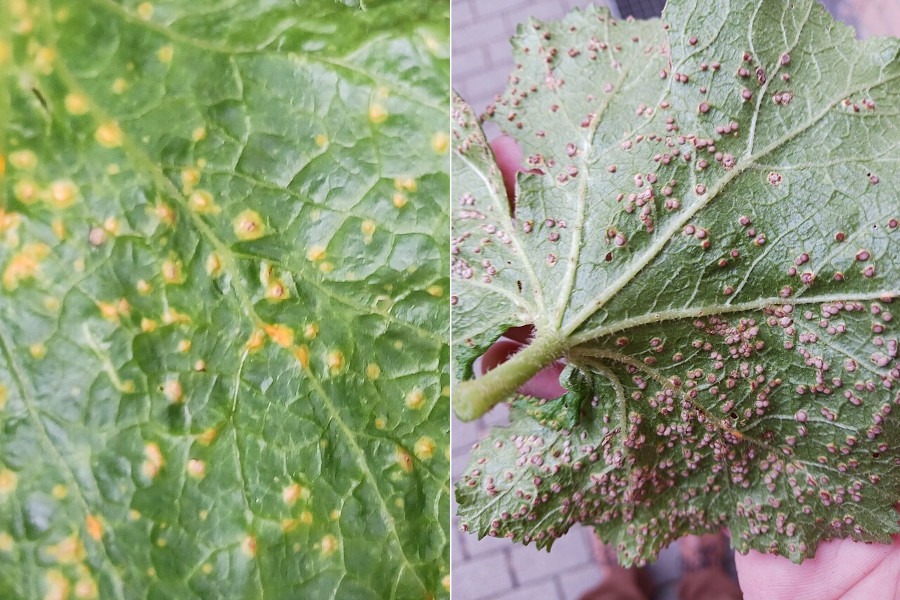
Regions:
[[452, 333, 567, 422]]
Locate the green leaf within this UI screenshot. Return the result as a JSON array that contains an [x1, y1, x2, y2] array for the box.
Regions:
[[1, 1, 449, 598], [452, 0, 900, 565]]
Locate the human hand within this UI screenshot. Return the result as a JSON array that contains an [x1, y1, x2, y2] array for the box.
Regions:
[[734, 533, 900, 600]]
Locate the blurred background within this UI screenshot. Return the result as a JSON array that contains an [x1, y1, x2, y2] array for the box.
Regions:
[[451, 1, 900, 599]]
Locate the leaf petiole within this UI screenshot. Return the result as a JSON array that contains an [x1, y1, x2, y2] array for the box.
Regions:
[[452, 331, 567, 421]]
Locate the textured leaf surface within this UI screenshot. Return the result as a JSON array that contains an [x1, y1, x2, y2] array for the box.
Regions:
[[452, 1, 900, 565], [1, 1, 449, 598]]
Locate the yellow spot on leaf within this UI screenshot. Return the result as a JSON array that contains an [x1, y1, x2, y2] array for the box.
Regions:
[[320, 534, 338, 557], [315, 134, 327, 147], [240, 535, 257, 558], [394, 177, 417, 192], [33, 47, 56, 74], [374, 417, 385, 429], [103, 217, 120, 236], [177, 339, 191, 353], [46, 535, 85, 563], [51, 219, 66, 240], [164, 378, 183, 403], [205, 252, 222, 277], [293, 345, 309, 368], [64, 93, 89, 115], [188, 189, 219, 214], [95, 122, 124, 148], [13, 179, 41, 204], [163, 308, 190, 324], [366, 363, 380, 380], [161, 259, 184, 284], [426, 285, 443, 297], [3, 243, 50, 290], [140, 318, 156, 332], [9, 149, 36, 170], [414, 436, 435, 460], [431, 131, 449, 154], [153, 202, 176, 227], [181, 167, 201, 193], [43, 570, 70, 600], [326, 350, 345, 374], [300, 511, 313, 525], [405, 388, 425, 410], [0, 468, 17, 494], [197, 427, 217, 445], [306, 245, 326, 262], [157, 45, 174, 63], [191, 127, 206, 142], [233, 210, 265, 241], [111, 78, 128, 94], [368, 103, 388, 123], [0, 532, 12, 551], [187, 458, 205, 479], [142, 442, 164, 479], [74, 578, 98, 599], [392, 190, 409, 208], [137, 2, 153, 19], [319, 261, 334, 274], [265, 279, 289, 301], [136, 279, 151, 295], [193, 359, 206, 372], [201, 563, 212, 574], [442, 575, 451, 592], [396, 447, 414, 473], [282, 483, 304, 506], [0, 209, 21, 236], [97, 301, 120, 323], [330, 509, 340, 521], [129, 509, 141, 521], [0, 384, 6, 410], [245, 329, 266, 352], [361, 220, 375, 244], [85, 515, 103, 541], [265, 324, 294, 348], [30, 343, 46, 359]]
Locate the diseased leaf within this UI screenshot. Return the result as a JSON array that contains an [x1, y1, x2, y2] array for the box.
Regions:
[[452, 1, 900, 565], [1, 1, 449, 598]]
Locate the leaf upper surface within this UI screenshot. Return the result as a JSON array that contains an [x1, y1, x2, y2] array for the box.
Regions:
[[453, 0, 900, 565], [1, 1, 449, 598]]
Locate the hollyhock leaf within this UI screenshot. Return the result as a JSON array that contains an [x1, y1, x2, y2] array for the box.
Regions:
[[1, 0, 449, 597], [453, 1, 900, 565]]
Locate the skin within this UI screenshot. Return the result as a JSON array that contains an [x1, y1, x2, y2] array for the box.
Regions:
[[486, 135, 900, 600]]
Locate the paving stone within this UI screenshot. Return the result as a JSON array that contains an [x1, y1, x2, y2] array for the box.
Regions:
[[647, 542, 681, 585], [509, 527, 593, 585], [453, 551, 515, 600], [557, 562, 603, 600], [495, 579, 563, 600], [452, 415, 480, 455], [466, 531, 516, 558]]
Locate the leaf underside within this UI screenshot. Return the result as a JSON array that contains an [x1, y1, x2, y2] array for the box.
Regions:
[[452, 0, 900, 565], [1, 1, 449, 598]]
